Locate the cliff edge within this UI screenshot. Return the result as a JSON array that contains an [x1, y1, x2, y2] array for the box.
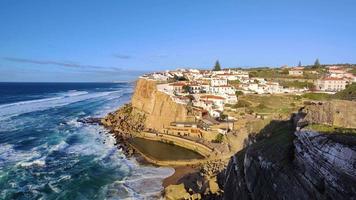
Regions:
[[131, 78, 192, 132], [222, 101, 356, 200]]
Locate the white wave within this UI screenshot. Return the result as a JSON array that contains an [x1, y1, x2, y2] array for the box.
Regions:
[[105, 166, 174, 200], [0, 144, 41, 167], [62, 90, 88, 97], [66, 118, 83, 128], [0, 90, 121, 121], [18, 158, 46, 168]]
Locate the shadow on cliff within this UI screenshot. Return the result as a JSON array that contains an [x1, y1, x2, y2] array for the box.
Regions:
[[218, 117, 297, 193], [242, 117, 296, 150]]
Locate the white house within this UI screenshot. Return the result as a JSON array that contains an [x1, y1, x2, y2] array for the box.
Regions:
[[210, 85, 235, 95], [289, 67, 304, 76], [210, 78, 228, 87], [316, 77, 347, 92], [199, 95, 226, 111]]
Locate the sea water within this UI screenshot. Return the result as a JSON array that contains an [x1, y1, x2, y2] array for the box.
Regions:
[[0, 82, 174, 200]]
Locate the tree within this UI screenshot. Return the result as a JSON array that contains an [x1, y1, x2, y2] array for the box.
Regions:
[[235, 91, 243, 97], [313, 59, 321, 68], [213, 60, 221, 71], [182, 85, 190, 93], [298, 61, 302, 67]]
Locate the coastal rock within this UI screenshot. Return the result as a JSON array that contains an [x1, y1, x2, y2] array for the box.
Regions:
[[164, 184, 198, 200], [101, 103, 146, 136], [301, 100, 356, 128], [222, 128, 356, 200]]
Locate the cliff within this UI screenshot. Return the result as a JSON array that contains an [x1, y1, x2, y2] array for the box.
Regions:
[[222, 101, 356, 200], [301, 100, 356, 129], [131, 78, 192, 131]]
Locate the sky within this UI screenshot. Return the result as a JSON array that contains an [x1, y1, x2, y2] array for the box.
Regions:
[[0, 0, 355, 82]]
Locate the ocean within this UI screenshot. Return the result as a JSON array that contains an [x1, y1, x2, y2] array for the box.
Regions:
[[0, 82, 174, 200]]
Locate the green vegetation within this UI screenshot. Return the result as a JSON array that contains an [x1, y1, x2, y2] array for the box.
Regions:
[[307, 124, 356, 135], [302, 84, 356, 101], [298, 61, 302, 67], [172, 75, 187, 81], [333, 83, 356, 101], [249, 69, 281, 78], [212, 133, 224, 143], [350, 68, 356, 75], [235, 90, 243, 97], [182, 85, 190, 93], [233, 99, 251, 108], [228, 80, 240, 85], [239, 95, 302, 116], [213, 60, 221, 71], [302, 93, 332, 101], [313, 58, 321, 69], [279, 80, 315, 89]]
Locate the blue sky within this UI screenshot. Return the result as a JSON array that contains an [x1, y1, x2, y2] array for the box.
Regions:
[[0, 0, 355, 82]]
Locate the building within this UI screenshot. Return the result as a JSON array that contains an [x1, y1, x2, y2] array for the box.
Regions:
[[289, 67, 304, 76], [199, 95, 226, 110], [210, 78, 228, 87], [210, 85, 235, 95], [188, 83, 202, 94], [169, 82, 186, 93], [316, 77, 347, 92]]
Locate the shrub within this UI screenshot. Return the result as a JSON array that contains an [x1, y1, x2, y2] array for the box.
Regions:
[[212, 133, 224, 143]]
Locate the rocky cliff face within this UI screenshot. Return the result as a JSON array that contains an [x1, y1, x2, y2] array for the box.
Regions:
[[102, 103, 145, 135], [131, 78, 192, 131], [302, 100, 356, 128], [223, 128, 356, 200], [222, 107, 356, 199]]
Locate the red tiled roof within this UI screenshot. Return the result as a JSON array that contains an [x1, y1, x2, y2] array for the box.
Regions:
[[321, 77, 345, 81], [170, 82, 186, 86]]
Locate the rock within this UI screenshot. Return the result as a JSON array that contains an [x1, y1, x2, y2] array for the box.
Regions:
[[164, 184, 191, 200], [222, 128, 356, 200], [301, 100, 356, 129], [77, 117, 102, 125], [208, 177, 220, 195]]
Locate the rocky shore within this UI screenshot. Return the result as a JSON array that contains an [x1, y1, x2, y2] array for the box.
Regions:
[[99, 102, 229, 199]]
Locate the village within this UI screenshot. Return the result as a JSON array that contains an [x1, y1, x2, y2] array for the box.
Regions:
[[140, 64, 356, 144]]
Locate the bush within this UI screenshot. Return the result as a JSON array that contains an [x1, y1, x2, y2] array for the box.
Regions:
[[212, 133, 224, 143], [333, 83, 356, 101]]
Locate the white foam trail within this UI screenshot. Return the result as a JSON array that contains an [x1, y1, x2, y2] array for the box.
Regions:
[[0, 144, 41, 167], [0, 90, 120, 121]]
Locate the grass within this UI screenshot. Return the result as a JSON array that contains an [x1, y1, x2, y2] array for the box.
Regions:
[[306, 124, 356, 135], [238, 94, 302, 116], [301, 93, 332, 101], [278, 80, 314, 89]]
